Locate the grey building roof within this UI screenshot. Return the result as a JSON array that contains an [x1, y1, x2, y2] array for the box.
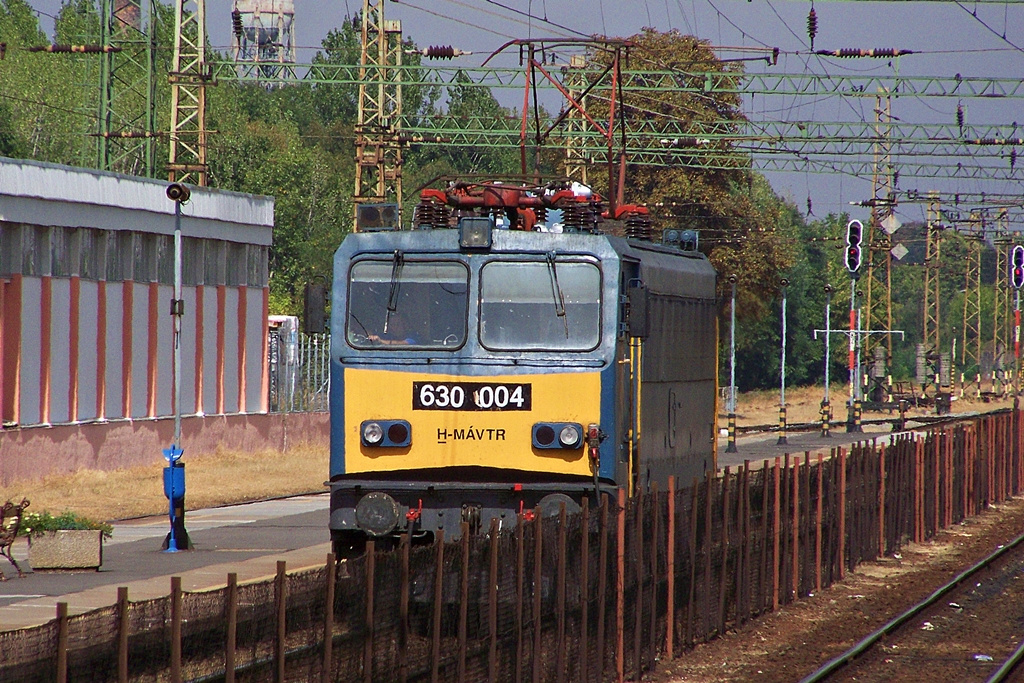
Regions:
[[0, 157, 274, 246]]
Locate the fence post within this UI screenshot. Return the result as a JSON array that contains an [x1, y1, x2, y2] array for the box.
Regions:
[[686, 479, 698, 647], [816, 454, 823, 593], [399, 539, 409, 683], [739, 462, 751, 624], [557, 506, 567, 683], [489, 519, 500, 683], [276, 561, 287, 683], [459, 522, 470, 683], [579, 499, 590, 683], [616, 488, 625, 683], [703, 472, 714, 636], [598, 496, 609, 681], [649, 482, 658, 670], [226, 573, 238, 683], [534, 507, 543, 683], [793, 456, 801, 600], [432, 532, 444, 683], [759, 461, 770, 616], [666, 476, 675, 659], [56, 601, 68, 683], [719, 468, 731, 634], [838, 449, 847, 580], [118, 587, 129, 683], [772, 457, 781, 610], [515, 518, 524, 683], [633, 487, 644, 680], [171, 577, 182, 683], [323, 558, 335, 683], [878, 444, 886, 557]]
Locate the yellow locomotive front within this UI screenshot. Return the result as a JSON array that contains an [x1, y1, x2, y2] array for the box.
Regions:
[[329, 225, 616, 555]]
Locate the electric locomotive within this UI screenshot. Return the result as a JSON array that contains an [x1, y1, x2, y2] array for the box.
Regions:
[[328, 179, 718, 556]]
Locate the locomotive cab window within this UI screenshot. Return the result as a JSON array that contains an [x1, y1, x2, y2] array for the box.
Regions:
[[479, 259, 601, 351], [347, 259, 469, 349]]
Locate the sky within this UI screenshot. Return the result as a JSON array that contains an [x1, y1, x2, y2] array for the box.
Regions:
[[27, 0, 1024, 228]]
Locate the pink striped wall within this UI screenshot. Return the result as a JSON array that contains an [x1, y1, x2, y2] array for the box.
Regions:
[[3, 276, 269, 429]]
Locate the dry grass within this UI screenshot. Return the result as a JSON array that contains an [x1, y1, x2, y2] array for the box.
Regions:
[[1, 385, 1012, 523], [729, 383, 1013, 426], [0, 444, 326, 523]]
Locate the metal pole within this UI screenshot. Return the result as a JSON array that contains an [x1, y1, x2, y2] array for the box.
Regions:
[[847, 278, 862, 433], [823, 284, 832, 437], [854, 291, 863, 432], [778, 279, 789, 445], [726, 275, 738, 453], [173, 201, 182, 448], [1011, 290, 1019, 411]]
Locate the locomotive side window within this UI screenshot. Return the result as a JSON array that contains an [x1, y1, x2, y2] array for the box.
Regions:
[[347, 260, 469, 349], [479, 260, 601, 351]]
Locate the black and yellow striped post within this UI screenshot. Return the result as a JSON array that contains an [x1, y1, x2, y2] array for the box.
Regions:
[[777, 405, 788, 445], [852, 397, 863, 432], [726, 412, 738, 453], [820, 400, 831, 438]]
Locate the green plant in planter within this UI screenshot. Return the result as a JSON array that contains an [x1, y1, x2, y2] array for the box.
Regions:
[[18, 511, 113, 539]]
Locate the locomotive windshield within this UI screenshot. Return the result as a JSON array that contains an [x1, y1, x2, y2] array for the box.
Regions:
[[347, 259, 469, 349], [479, 260, 601, 351]]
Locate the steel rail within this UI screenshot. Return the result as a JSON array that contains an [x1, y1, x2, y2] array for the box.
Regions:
[[799, 527, 1024, 682]]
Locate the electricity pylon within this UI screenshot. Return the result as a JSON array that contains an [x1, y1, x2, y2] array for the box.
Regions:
[[354, 0, 403, 224], [168, 0, 210, 185], [98, 0, 159, 177]]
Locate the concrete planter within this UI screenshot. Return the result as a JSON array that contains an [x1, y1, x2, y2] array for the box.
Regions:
[[29, 530, 104, 570]]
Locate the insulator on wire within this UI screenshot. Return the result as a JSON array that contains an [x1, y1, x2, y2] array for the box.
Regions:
[[409, 45, 472, 60], [807, 7, 817, 52], [1011, 149, 1018, 170], [815, 48, 913, 58], [231, 9, 244, 40], [26, 44, 121, 53], [956, 103, 964, 130]]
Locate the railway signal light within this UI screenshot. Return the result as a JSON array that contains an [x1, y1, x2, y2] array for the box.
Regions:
[[845, 220, 863, 274], [1012, 245, 1024, 289]]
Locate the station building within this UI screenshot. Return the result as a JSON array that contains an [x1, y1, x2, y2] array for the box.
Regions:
[[0, 158, 301, 483]]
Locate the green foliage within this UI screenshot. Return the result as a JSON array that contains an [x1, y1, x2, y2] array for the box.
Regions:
[[19, 510, 113, 539]]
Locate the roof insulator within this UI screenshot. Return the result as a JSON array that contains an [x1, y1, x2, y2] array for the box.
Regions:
[[807, 7, 817, 51], [231, 9, 244, 40]]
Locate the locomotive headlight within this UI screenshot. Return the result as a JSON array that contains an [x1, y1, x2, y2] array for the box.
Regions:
[[362, 422, 384, 445], [532, 422, 584, 450], [360, 419, 412, 447], [558, 424, 581, 448]]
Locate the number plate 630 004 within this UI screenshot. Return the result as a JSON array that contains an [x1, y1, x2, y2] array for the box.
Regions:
[[412, 382, 532, 411]]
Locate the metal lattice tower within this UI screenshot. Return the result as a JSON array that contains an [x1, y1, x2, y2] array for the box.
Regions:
[[863, 92, 895, 380], [563, 55, 588, 184], [168, 0, 210, 185], [923, 197, 943, 367], [960, 222, 983, 395], [97, 0, 158, 177], [994, 238, 1011, 373], [354, 0, 403, 224], [230, 0, 296, 82]]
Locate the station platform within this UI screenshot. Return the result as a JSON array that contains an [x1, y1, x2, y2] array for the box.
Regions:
[[0, 494, 332, 632]]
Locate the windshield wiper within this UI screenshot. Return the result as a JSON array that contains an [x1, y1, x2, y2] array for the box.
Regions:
[[384, 250, 404, 333], [546, 252, 570, 338]]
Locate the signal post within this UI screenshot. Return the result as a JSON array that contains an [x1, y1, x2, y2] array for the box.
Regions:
[[1012, 245, 1023, 409], [845, 220, 864, 433]]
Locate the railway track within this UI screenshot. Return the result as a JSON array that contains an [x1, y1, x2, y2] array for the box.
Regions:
[[800, 527, 1024, 682]]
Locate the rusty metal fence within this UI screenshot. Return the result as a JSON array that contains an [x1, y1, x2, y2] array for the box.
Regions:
[[2, 409, 1022, 682]]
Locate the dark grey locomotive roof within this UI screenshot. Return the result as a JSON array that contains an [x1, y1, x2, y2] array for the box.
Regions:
[[608, 237, 717, 300]]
